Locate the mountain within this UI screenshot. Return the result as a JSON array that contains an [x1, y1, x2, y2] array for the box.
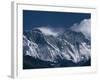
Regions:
[[23, 28, 91, 69]]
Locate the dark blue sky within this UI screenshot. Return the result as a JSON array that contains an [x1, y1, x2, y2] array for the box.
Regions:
[[23, 10, 91, 31]]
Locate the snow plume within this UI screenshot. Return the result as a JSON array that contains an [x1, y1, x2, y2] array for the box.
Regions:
[[38, 27, 58, 36], [70, 19, 91, 39]]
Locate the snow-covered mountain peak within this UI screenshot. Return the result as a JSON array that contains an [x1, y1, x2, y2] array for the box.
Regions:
[[23, 28, 91, 67]]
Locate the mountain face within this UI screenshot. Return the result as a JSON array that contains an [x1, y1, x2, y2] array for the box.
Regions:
[[23, 28, 91, 69]]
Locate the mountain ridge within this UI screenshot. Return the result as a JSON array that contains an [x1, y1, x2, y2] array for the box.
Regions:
[[23, 28, 91, 69]]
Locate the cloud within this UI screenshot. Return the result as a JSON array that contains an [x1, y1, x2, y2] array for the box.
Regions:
[[38, 27, 58, 36], [70, 19, 91, 39]]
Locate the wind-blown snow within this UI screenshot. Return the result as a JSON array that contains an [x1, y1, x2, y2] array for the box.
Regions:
[[38, 27, 58, 36], [70, 19, 91, 39]]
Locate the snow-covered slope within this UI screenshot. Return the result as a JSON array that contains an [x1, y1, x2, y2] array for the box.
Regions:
[[23, 28, 91, 67]]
